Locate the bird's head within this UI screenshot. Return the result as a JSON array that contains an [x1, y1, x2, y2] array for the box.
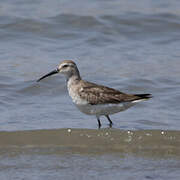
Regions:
[[37, 60, 80, 82]]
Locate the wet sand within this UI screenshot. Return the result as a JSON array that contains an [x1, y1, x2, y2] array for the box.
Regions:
[[0, 128, 180, 158]]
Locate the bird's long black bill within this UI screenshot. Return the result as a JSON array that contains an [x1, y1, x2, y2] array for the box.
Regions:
[[37, 69, 59, 82]]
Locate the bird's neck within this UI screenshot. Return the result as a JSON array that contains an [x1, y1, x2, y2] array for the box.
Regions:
[[67, 74, 81, 87]]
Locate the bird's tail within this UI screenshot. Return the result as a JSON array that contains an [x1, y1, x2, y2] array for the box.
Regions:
[[134, 93, 152, 100]]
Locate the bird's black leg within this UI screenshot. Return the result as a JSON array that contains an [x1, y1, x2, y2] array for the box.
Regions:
[[96, 116, 101, 129], [106, 115, 113, 127]]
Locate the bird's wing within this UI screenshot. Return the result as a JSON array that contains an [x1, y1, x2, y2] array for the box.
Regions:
[[78, 81, 140, 105]]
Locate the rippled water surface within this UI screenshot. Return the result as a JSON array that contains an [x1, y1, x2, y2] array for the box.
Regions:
[[0, 0, 180, 179]]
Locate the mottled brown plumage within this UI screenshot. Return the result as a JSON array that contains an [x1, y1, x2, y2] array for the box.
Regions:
[[78, 80, 150, 105], [37, 60, 152, 128]]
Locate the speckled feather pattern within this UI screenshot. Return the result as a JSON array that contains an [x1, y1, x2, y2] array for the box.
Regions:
[[68, 79, 149, 105], [38, 60, 151, 123], [67, 77, 150, 116]]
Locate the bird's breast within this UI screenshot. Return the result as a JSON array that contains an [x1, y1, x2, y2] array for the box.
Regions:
[[67, 84, 87, 105]]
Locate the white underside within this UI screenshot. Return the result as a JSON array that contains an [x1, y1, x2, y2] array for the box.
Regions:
[[75, 101, 141, 117]]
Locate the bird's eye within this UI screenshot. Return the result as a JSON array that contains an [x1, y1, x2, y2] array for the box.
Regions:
[[63, 65, 68, 68]]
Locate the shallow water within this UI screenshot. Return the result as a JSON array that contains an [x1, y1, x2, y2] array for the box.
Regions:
[[0, 0, 180, 179], [0, 129, 180, 180]]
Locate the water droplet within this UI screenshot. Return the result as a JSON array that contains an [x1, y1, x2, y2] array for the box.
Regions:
[[67, 129, 71, 133], [105, 132, 109, 136]]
